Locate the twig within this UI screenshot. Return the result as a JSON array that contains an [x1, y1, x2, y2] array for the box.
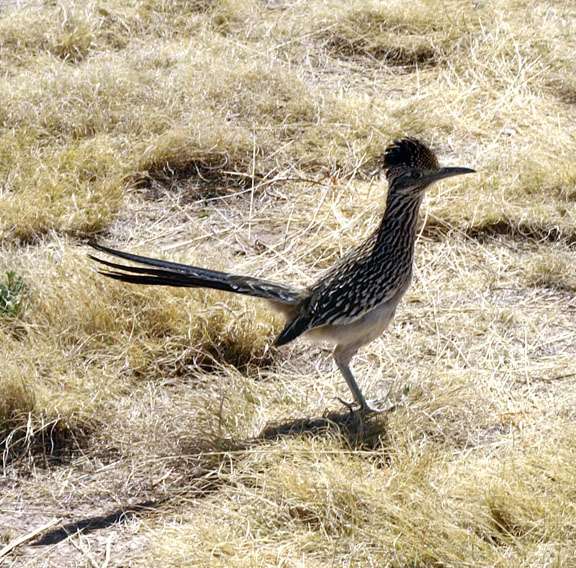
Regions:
[[102, 537, 112, 568], [68, 533, 102, 568], [0, 518, 62, 563]]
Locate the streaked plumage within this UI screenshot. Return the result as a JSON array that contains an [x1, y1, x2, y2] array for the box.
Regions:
[[90, 138, 474, 413]]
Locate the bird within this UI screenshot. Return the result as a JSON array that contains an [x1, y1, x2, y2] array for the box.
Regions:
[[89, 137, 475, 414]]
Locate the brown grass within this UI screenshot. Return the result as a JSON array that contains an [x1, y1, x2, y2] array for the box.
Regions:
[[1, 0, 575, 566]]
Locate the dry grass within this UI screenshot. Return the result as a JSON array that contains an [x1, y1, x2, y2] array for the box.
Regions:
[[1, 0, 575, 566]]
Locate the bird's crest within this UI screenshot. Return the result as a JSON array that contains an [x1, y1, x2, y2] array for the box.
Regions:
[[383, 137, 439, 174]]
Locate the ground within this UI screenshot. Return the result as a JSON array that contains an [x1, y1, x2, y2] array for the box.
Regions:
[[1, 0, 576, 566]]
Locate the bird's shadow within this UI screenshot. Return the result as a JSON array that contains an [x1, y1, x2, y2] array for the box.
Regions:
[[254, 407, 392, 450], [31, 499, 165, 546], [30, 409, 391, 548]]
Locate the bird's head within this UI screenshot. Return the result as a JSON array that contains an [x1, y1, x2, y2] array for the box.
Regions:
[[383, 137, 475, 197]]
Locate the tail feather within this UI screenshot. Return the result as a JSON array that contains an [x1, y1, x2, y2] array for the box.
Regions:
[[89, 243, 302, 305]]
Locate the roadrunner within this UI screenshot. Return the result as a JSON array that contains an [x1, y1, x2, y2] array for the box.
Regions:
[[90, 138, 474, 413]]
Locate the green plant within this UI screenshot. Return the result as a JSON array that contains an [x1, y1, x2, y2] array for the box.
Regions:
[[0, 271, 25, 317]]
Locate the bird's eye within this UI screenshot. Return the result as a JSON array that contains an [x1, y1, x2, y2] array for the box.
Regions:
[[412, 171, 422, 179]]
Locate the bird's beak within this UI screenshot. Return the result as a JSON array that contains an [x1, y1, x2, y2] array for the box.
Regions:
[[425, 166, 476, 184]]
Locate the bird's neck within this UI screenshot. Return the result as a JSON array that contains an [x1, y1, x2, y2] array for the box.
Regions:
[[375, 189, 425, 254]]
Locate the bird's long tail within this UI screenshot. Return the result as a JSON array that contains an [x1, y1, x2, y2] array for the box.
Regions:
[[88, 243, 302, 306]]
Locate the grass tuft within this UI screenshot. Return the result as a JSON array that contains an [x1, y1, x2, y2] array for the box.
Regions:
[[51, 17, 94, 63], [317, 0, 477, 67], [524, 252, 576, 292], [135, 123, 258, 194]]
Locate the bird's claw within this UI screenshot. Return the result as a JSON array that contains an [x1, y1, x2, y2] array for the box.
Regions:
[[336, 397, 396, 415], [336, 397, 357, 414]]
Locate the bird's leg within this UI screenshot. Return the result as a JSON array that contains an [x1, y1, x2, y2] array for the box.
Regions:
[[333, 346, 389, 414]]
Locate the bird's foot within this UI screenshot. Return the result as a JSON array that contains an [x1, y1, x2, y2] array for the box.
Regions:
[[336, 397, 396, 415], [361, 398, 397, 414], [336, 397, 357, 414]]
